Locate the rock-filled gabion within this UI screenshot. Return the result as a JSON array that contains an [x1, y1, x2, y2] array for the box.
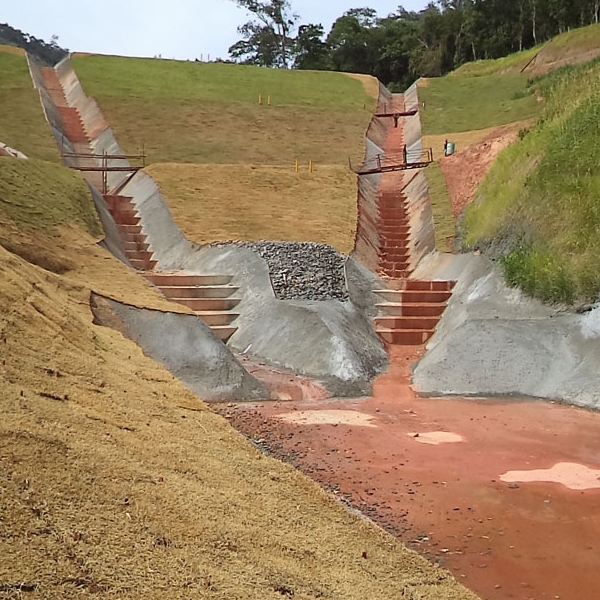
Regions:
[[214, 241, 349, 301]]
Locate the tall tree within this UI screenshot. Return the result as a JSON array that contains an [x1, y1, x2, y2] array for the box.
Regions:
[[228, 0, 298, 67], [293, 24, 330, 69]]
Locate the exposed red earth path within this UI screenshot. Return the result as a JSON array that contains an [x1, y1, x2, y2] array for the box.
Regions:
[[216, 349, 600, 600]]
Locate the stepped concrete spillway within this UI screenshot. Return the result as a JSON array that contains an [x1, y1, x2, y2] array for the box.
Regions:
[[30, 55, 389, 398], [29, 52, 600, 408], [352, 83, 455, 348]]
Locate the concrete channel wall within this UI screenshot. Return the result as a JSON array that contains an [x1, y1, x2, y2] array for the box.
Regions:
[[55, 57, 130, 192], [117, 172, 389, 394], [413, 254, 600, 410], [353, 80, 436, 276], [402, 82, 436, 271], [27, 56, 75, 158]]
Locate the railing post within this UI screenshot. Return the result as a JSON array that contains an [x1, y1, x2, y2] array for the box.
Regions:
[[102, 150, 107, 195]]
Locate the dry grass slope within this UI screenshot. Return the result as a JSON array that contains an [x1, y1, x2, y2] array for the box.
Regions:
[[146, 163, 357, 252]]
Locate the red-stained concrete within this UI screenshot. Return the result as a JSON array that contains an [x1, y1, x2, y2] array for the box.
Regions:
[[217, 348, 600, 600]]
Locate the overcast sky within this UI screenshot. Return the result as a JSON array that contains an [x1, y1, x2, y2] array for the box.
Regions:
[[3, 1, 430, 61]]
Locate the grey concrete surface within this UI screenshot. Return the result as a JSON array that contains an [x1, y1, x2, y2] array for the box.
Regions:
[[172, 242, 388, 397], [91, 293, 268, 402], [413, 253, 600, 409], [87, 184, 131, 267], [116, 170, 389, 396]]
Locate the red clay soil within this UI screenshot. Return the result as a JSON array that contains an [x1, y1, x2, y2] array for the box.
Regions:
[[441, 124, 521, 218], [216, 349, 600, 600]]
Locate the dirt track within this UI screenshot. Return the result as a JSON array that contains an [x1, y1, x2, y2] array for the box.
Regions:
[[440, 123, 522, 218], [217, 348, 600, 600]]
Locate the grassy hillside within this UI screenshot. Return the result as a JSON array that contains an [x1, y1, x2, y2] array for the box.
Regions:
[[462, 57, 600, 303], [0, 46, 59, 162], [71, 54, 374, 166], [419, 24, 600, 268], [146, 163, 357, 253], [419, 72, 539, 135], [71, 54, 373, 250]]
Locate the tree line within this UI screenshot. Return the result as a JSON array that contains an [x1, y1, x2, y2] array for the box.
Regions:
[[0, 23, 68, 65], [228, 0, 600, 88]]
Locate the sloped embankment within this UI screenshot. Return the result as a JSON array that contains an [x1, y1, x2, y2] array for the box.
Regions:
[[463, 57, 600, 304]]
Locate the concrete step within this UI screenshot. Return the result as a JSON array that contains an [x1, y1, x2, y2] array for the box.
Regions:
[[118, 224, 143, 235], [402, 290, 452, 303], [58, 106, 88, 143], [129, 258, 157, 271], [120, 232, 147, 244], [378, 237, 410, 248], [379, 192, 407, 202], [376, 328, 435, 346], [145, 274, 233, 287], [379, 229, 410, 239], [377, 209, 408, 220], [124, 241, 150, 253], [404, 279, 456, 292], [104, 194, 135, 209], [159, 285, 239, 299], [170, 297, 241, 311], [376, 302, 446, 317], [374, 315, 440, 330], [112, 211, 140, 226], [378, 221, 409, 230], [378, 269, 412, 279], [195, 311, 240, 326], [379, 261, 411, 273], [127, 250, 154, 262], [41, 68, 68, 106], [379, 249, 410, 261], [211, 325, 238, 342]]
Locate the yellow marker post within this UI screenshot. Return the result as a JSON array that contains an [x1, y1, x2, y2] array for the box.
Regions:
[[258, 94, 262, 105], [309, 159, 313, 173], [267, 95, 271, 106]]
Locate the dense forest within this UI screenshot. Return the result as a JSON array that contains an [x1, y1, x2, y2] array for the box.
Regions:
[[0, 22, 68, 65], [228, 0, 600, 87]]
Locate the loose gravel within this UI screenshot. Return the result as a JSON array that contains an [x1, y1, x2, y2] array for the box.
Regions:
[[211, 241, 349, 301]]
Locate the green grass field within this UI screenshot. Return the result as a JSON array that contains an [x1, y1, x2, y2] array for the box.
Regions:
[[0, 46, 59, 162], [72, 55, 375, 166], [419, 72, 540, 135]]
